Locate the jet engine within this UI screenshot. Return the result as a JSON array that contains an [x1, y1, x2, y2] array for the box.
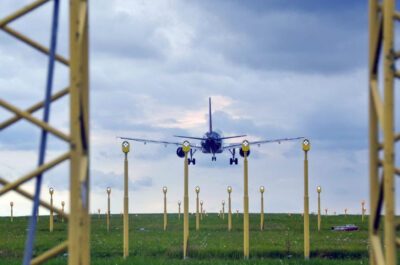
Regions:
[[176, 147, 185, 158]]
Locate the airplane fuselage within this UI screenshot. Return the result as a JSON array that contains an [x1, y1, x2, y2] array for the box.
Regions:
[[201, 131, 223, 154]]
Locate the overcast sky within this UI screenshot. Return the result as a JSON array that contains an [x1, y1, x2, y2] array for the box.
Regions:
[[1, 0, 399, 217]]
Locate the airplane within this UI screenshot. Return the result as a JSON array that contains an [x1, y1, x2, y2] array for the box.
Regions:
[[118, 98, 303, 165]]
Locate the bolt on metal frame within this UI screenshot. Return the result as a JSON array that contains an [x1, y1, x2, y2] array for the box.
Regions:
[[369, 1, 399, 265], [0, 0, 90, 264]]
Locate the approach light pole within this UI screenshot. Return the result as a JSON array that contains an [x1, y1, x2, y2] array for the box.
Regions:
[[122, 140, 130, 258], [361, 200, 365, 222], [303, 139, 310, 259], [317, 186, 321, 232], [222, 200, 225, 220], [98, 209, 100, 219], [182, 141, 191, 259], [49, 187, 54, 232], [107, 187, 111, 232], [178, 201, 181, 220], [163, 186, 168, 231], [260, 186, 265, 231], [227, 186, 232, 231], [61, 201, 65, 223], [195, 186, 200, 230], [200, 200, 203, 220], [10, 201, 13, 222], [242, 140, 250, 259], [325, 208, 328, 215], [236, 209, 239, 218], [345, 208, 348, 216]]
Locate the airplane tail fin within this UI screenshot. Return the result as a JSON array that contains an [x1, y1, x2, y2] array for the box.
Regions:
[[209, 97, 212, 133]]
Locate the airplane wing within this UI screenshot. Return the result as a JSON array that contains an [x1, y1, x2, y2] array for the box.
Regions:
[[118, 136, 203, 150], [222, 137, 304, 150]]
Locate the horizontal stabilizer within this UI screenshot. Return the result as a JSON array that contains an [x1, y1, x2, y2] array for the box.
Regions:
[[173, 135, 204, 140], [220, 135, 247, 140]]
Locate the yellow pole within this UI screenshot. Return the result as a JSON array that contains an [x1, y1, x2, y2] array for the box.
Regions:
[[317, 186, 321, 232], [178, 201, 181, 220], [49, 187, 54, 232], [122, 141, 130, 258], [61, 201, 65, 223], [361, 200, 365, 222], [302, 139, 310, 259], [163, 186, 168, 231], [10, 201, 13, 222], [227, 186, 232, 231], [222, 200, 225, 220], [242, 140, 250, 259], [107, 187, 111, 232], [200, 201, 203, 220], [182, 141, 191, 259], [195, 186, 200, 231], [260, 186, 265, 231]]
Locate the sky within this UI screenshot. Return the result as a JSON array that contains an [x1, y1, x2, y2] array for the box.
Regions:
[[1, 0, 399, 217]]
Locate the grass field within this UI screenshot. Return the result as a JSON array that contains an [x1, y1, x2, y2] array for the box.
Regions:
[[0, 213, 395, 264]]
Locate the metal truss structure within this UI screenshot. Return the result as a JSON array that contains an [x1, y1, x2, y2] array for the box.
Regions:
[[0, 0, 89, 264], [369, 1, 399, 265]]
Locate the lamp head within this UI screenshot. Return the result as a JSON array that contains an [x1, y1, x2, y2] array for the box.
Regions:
[[178, 200, 181, 205], [260, 185, 265, 193], [317, 185, 321, 193], [182, 140, 191, 153], [200, 200, 203, 205], [163, 186, 168, 194], [302, 139, 310, 152], [61, 201, 65, 206], [98, 208, 100, 213], [362, 200, 365, 205], [122, 141, 130, 153], [222, 200, 225, 205], [10, 201, 13, 206], [227, 186, 232, 193], [195, 186, 200, 193], [49, 187, 54, 195], [107, 187, 111, 194], [241, 140, 250, 152]]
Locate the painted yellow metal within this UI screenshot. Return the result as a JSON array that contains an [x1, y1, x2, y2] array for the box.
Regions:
[[317, 186, 321, 232], [178, 201, 181, 220], [369, 1, 399, 265], [362, 200, 365, 222], [195, 186, 200, 231], [227, 186, 232, 231], [0, 1, 90, 263], [0, 152, 70, 196], [182, 141, 190, 259], [303, 139, 310, 259], [200, 200, 203, 220], [61, 201, 65, 223], [222, 200, 225, 220], [10, 201, 13, 222], [107, 187, 111, 232], [242, 140, 250, 259], [260, 186, 265, 231], [122, 141, 130, 258], [163, 186, 168, 231], [49, 187, 54, 232], [30, 241, 69, 265]]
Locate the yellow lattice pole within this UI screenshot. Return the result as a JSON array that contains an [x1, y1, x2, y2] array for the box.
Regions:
[[369, 1, 399, 264]]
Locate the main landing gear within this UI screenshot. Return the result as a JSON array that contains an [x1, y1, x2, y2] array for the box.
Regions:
[[188, 149, 196, 165], [229, 149, 238, 165], [212, 155, 217, 161]]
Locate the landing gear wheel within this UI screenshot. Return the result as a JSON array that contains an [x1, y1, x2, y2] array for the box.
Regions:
[[229, 158, 233, 165], [192, 158, 196, 165], [234, 158, 238, 165], [188, 158, 191, 165]]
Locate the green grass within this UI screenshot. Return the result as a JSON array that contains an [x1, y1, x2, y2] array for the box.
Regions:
[[0, 213, 394, 264]]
